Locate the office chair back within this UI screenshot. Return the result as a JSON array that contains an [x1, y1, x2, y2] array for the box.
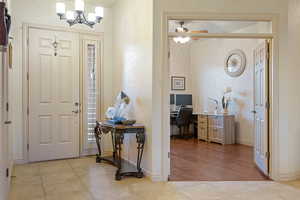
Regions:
[[176, 107, 193, 126]]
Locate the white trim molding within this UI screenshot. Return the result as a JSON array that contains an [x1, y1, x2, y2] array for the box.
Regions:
[[279, 171, 300, 181]]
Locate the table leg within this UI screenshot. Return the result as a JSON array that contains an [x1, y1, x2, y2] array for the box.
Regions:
[[115, 131, 124, 181], [111, 130, 116, 160], [136, 131, 145, 178], [94, 125, 102, 163]]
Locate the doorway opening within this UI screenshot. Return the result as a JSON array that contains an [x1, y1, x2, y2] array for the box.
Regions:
[[167, 19, 273, 181]]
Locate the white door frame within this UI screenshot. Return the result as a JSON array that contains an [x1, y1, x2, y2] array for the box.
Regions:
[[160, 12, 279, 181], [22, 23, 104, 163]]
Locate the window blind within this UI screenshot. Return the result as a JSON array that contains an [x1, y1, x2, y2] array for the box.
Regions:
[[86, 44, 96, 142]]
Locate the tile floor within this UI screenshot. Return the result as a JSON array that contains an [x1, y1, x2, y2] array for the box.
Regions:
[[9, 156, 300, 200]]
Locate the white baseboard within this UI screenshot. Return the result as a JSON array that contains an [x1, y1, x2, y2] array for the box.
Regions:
[[13, 159, 27, 165], [124, 158, 152, 178], [151, 174, 164, 181], [122, 158, 166, 181], [80, 148, 99, 156], [236, 138, 253, 146], [83, 151, 163, 181], [279, 171, 300, 181]]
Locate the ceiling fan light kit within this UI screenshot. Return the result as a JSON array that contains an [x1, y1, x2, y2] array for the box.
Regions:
[[56, 0, 104, 28], [173, 36, 191, 44], [173, 21, 191, 44], [173, 21, 208, 44]]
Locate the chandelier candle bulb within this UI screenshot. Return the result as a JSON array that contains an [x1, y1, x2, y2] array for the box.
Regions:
[[95, 7, 104, 18], [56, 2, 66, 15], [75, 0, 84, 12], [66, 11, 75, 20], [88, 13, 96, 22]]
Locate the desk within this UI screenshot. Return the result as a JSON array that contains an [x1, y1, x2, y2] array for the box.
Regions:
[[94, 121, 145, 180], [194, 113, 235, 145]]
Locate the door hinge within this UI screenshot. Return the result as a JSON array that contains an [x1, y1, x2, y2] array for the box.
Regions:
[[6, 168, 9, 178], [27, 38, 29, 46], [6, 102, 9, 112], [27, 143, 29, 151], [27, 72, 29, 80], [27, 107, 29, 115], [265, 151, 270, 159], [265, 101, 270, 110], [168, 51, 170, 59], [168, 152, 170, 158]]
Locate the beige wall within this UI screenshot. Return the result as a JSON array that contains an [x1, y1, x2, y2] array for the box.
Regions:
[[169, 40, 192, 95], [10, 0, 114, 162], [287, 0, 300, 179], [190, 38, 263, 146], [112, 0, 153, 175], [153, 0, 290, 180]]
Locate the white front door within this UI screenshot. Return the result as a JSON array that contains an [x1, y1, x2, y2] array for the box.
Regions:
[[28, 28, 80, 162], [253, 40, 269, 175]]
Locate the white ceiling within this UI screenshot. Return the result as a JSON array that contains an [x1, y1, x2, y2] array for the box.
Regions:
[[63, 0, 117, 7]]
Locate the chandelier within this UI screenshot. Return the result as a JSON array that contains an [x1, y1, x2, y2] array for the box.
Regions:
[[173, 21, 191, 44], [56, 0, 104, 28]]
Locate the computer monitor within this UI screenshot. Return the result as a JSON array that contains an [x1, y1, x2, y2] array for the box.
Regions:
[[170, 94, 175, 105], [175, 94, 192, 106]]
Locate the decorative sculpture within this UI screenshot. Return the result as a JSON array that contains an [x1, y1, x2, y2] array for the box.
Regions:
[[105, 91, 136, 125]]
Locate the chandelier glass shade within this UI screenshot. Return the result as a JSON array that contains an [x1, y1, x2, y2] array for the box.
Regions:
[[56, 0, 104, 28], [173, 36, 191, 44]]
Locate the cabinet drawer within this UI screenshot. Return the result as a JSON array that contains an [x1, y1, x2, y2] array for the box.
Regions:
[[208, 116, 223, 127], [208, 127, 224, 142], [198, 121, 207, 128], [198, 115, 208, 123], [198, 127, 208, 140], [208, 127, 217, 138]]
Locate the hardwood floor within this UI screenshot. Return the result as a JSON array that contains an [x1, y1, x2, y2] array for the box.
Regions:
[[170, 138, 269, 181]]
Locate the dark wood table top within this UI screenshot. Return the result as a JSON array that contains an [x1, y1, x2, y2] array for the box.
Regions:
[[97, 120, 145, 130]]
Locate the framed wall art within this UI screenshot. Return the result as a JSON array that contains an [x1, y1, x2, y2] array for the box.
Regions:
[[171, 76, 185, 90]]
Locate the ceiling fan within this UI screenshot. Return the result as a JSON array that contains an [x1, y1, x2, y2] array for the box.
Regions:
[[173, 21, 208, 44]]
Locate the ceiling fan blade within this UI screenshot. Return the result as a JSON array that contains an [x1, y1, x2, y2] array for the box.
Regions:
[[189, 30, 209, 40], [190, 30, 209, 34]]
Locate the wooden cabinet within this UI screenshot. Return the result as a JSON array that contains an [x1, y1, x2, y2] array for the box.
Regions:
[[198, 114, 208, 141], [197, 114, 235, 145]]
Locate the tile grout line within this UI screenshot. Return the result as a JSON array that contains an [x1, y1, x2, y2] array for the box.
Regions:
[[38, 164, 47, 199], [66, 158, 97, 200]]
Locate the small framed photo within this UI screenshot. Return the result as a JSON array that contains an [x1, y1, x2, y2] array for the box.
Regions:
[[171, 76, 185, 90]]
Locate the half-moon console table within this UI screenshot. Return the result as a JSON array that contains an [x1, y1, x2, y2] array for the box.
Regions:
[[94, 121, 145, 180]]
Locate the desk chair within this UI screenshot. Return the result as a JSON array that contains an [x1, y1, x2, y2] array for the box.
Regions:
[[176, 107, 193, 138]]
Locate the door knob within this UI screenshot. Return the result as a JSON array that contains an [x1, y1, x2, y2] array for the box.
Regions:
[[251, 110, 257, 114], [72, 110, 79, 114], [4, 121, 12, 124]]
